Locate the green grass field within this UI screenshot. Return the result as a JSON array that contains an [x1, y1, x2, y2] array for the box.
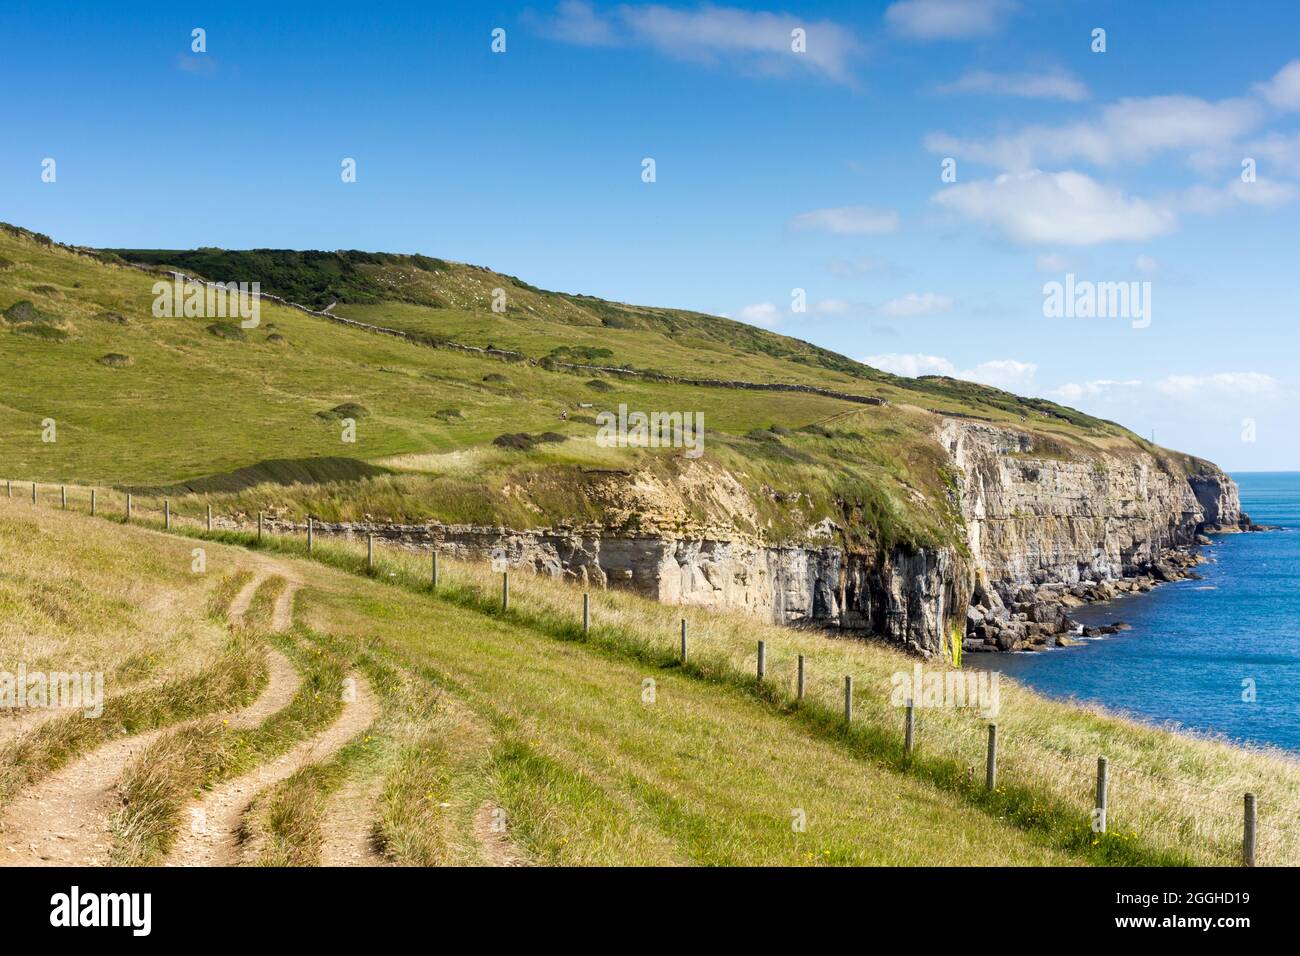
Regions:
[[0, 224, 1201, 551], [5, 497, 1298, 866]]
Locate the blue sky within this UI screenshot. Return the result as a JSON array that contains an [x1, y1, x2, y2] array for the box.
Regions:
[[3, 0, 1299, 469]]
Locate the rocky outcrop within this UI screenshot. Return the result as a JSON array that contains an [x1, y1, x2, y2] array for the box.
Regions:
[[252, 515, 958, 657], [244, 418, 1247, 660], [939, 419, 1248, 653]]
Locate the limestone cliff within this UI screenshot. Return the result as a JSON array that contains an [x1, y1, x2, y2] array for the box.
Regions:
[[938, 419, 1247, 591], [255, 417, 1247, 659]]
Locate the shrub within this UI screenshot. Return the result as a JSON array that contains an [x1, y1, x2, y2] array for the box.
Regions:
[[492, 433, 535, 450], [206, 321, 247, 341], [585, 379, 615, 392], [98, 353, 134, 368], [14, 323, 68, 341], [4, 300, 45, 323], [316, 402, 370, 421]]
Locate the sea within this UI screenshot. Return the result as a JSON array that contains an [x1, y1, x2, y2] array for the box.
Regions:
[[987, 472, 1300, 753]]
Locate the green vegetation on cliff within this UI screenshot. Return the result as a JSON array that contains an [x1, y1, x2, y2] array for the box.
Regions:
[[0, 223, 1193, 551]]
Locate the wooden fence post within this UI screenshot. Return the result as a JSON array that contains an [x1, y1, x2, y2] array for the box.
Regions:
[[306, 516, 312, 551], [367, 534, 374, 570], [502, 571, 509, 611], [1095, 757, 1109, 834], [756, 640, 766, 683], [680, 619, 688, 663], [207, 504, 213, 532], [843, 675, 853, 724], [431, 551, 439, 588], [5, 480, 10, 498], [582, 593, 590, 634], [90, 489, 96, 516], [31, 482, 37, 505], [904, 699, 916, 757], [164, 499, 171, 530], [126, 493, 132, 520], [986, 724, 998, 791], [797, 654, 806, 702], [1243, 793, 1257, 867], [257, 512, 263, 542], [61, 485, 66, 509]]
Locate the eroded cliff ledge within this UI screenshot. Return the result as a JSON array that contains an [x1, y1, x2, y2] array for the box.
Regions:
[[251, 418, 1248, 658]]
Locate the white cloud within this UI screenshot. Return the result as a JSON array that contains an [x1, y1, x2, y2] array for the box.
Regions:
[[1255, 59, 1300, 111], [937, 68, 1089, 102], [878, 292, 953, 316], [536, 0, 618, 45], [864, 352, 1036, 392], [1153, 372, 1281, 399], [1177, 176, 1299, 213], [1049, 373, 1284, 407], [789, 205, 900, 235], [864, 352, 956, 377], [736, 301, 782, 327], [927, 95, 1263, 170], [814, 298, 853, 315], [1134, 254, 1159, 274], [1242, 131, 1300, 174], [885, 0, 1017, 39], [962, 358, 1037, 392], [935, 172, 1170, 246], [1036, 253, 1070, 272], [537, 2, 860, 83], [1047, 379, 1143, 402], [933, 169, 1178, 245], [827, 255, 896, 277]]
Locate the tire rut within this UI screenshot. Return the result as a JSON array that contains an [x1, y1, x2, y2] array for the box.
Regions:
[[0, 570, 300, 867], [166, 674, 379, 867]]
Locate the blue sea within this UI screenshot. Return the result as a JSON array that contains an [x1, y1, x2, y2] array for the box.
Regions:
[[988, 472, 1300, 752]]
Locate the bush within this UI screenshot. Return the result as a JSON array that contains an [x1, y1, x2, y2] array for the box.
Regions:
[[434, 408, 463, 421], [492, 433, 535, 450], [585, 379, 615, 392], [482, 373, 508, 384], [493, 431, 567, 451], [316, 402, 370, 421], [206, 321, 247, 341], [92, 311, 129, 324], [4, 300, 45, 323], [14, 323, 68, 341], [98, 353, 134, 368]]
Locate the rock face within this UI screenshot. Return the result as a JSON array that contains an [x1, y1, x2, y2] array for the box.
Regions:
[[939, 420, 1246, 589], [939, 420, 1247, 653], [254, 418, 1247, 659], [263, 518, 960, 657]]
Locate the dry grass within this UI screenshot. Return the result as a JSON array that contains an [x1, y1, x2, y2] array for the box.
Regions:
[[109, 579, 352, 866], [198, 524, 1300, 866]]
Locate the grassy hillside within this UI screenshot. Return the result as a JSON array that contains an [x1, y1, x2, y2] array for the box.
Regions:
[[0, 223, 1193, 551], [0, 498, 1080, 866], [5, 495, 1298, 865]]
